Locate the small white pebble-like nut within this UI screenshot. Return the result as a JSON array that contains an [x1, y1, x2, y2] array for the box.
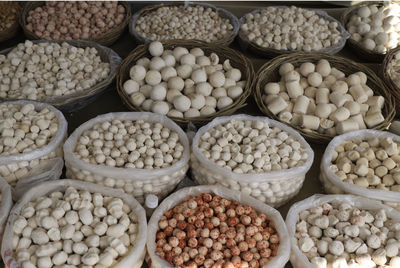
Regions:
[[328, 240, 344, 256], [173, 95, 191, 112], [150, 85, 167, 101], [308, 72, 323, 87], [78, 208, 93, 226], [81, 252, 100, 266], [129, 65, 146, 82], [298, 237, 314, 252], [209, 71, 225, 88], [145, 70, 162, 86], [149, 41, 164, 57]]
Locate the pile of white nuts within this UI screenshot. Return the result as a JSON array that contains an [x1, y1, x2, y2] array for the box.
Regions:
[[123, 42, 246, 118], [241, 6, 342, 51], [387, 50, 400, 85], [135, 5, 234, 42], [74, 119, 184, 169], [0, 103, 58, 156], [0, 40, 110, 100], [347, 3, 400, 54], [295, 202, 400, 268], [12, 187, 139, 267], [330, 137, 400, 192], [263, 60, 385, 135], [198, 119, 308, 174]]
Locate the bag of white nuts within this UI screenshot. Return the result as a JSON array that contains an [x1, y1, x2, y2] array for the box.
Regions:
[[64, 112, 190, 204], [147, 185, 291, 268], [0, 100, 67, 192], [1, 179, 147, 268], [191, 114, 314, 208], [0, 176, 12, 249], [320, 130, 400, 211], [286, 194, 400, 268]]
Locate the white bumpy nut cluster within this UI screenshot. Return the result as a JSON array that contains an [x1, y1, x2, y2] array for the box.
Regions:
[[241, 6, 342, 51], [330, 137, 400, 192], [387, 51, 400, 85], [123, 42, 245, 119], [12, 187, 139, 268], [263, 60, 385, 136], [198, 119, 308, 174], [135, 5, 234, 42], [0, 40, 110, 100], [347, 3, 400, 54], [295, 202, 400, 268], [74, 119, 184, 169]]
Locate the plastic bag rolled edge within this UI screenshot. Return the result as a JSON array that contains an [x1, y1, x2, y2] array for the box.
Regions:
[[63, 112, 190, 180], [147, 185, 290, 268], [0, 176, 12, 234], [192, 114, 314, 183], [237, 7, 349, 55], [285, 194, 400, 268], [0, 100, 67, 165], [129, 1, 239, 44], [321, 129, 400, 202], [1, 179, 147, 268]]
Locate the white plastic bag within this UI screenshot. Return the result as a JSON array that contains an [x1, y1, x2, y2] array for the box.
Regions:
[[191, 114, 314, 207], [147, 185, 290, 268], [0, 100, 67, 192], [320, 129, 400, 210], [64, 112, 190, 204], [285, 194, 400, 268], [0, 176, 12, 250], [1, 179, 147, 268]]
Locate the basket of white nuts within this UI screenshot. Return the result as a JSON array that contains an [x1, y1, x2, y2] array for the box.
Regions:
[[341, 1, 400, 62], [383, 46, 400, 110], [117, 40, 253, 126], [286, 194, 400, 268], [130, 2, 239, 46], [147, 185, 291, 268], [238, 6, 349, 58], [0, 176, 12, 249], [320, 130, 400, 211], [63, 112, 190, 204], [0, 39, 121, 112], [1, 179, 147, 268], [191, 114, 314, 208], [0, 100, 67, 191], [255, 53, 396, 143]]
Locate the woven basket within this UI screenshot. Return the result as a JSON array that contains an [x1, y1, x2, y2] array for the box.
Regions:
[[116, 40, 254, 126], [129, 2, 239, 46], [341, 1, 389, 63], [238, 6, 349, 58], [0, 2, 20, 43], [254, 52, 396, 143], [383, 46, 400, 111], [19, 1, 131, 46], [0, 40, 122, 112]]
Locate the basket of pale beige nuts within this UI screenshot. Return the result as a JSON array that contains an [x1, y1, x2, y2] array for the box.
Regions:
[[0, 2, 20, 43], [238, 6, 349, 58], [342, 1, 400, 62], [63, 112, 190, 204], [320, 130, 400, 211], [117, 40, 254, 126], [255, 52, 396, 143], [130, 2, 239, 46]]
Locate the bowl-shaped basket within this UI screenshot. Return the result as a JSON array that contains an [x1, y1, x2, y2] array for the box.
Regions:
[[238, 6, 349, 58], [117, 40, 254, 126], [19, 1, 131, 46], [383, 46, 400, 111], [129, 2, 239, 46], [254, 52, 396, 143], [0, 2, 20, 43]]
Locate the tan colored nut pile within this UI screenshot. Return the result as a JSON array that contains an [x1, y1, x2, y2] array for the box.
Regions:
[[0, 2, 19, 32]]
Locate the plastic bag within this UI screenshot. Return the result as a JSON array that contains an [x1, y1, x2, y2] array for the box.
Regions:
[[1, 179, 147, 268], [147, 185, 290, 268], [320, 129, 400, 210], [285, 194, 400, 268], [0, 176, 12, 251], [0, 40, 122, 112], [238, 7, 350, 55], [0, 100, 67, 192], [191, 114, 314, 207], [64, 112, 190, 204]]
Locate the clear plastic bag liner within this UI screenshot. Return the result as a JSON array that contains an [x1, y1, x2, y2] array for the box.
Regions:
[[12, 157, 63, 201], [238, 7, 350, 55], [0, 176, 12, 249], [321, 129, 400, 202], [64, 112, 190, 180], [0, 100, 67, 165], [0, 40, 122, 108], [192, 114, 314, 183], [147, 185, 290, 268], [1, 179, 147, 268], [285, 194, 400, 268], [129, 1, 239, 44]]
